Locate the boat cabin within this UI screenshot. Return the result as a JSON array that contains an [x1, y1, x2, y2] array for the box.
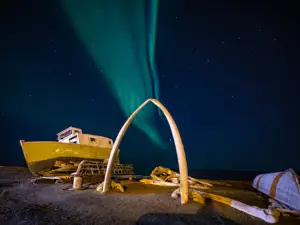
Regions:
[[56, 126, 114, 148]]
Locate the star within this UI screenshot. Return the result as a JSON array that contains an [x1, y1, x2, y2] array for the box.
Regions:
[[175, 84, 179, 89], [68, 72, 72, 76], [175, 16, 178, 19], [53, 49, 57, 53], [29, 93, 32, 97], [0, 112, 4, 117], [237, 37, 241, 40], [273, 38, 277, 41], [221, 41, 225, 44], [91, 96, 95, 101], [231, 95, 235, 99]]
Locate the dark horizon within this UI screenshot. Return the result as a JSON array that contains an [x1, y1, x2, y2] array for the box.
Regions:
[[2, 158, 298, 179]]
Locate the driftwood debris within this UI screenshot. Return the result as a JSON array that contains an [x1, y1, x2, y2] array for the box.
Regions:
[[269, 198, 300, 217], [41, 161, 78, 176], [140, 166, 212, 190], [275, 208, 300, 217]]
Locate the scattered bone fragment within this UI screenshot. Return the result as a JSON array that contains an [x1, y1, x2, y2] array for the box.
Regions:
[[96, 180, 124, 193]]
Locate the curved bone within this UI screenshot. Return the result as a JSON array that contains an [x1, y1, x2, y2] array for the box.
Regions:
[[102, 98, 189, 204]]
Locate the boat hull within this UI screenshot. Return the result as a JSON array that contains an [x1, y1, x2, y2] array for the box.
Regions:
[[20, 140, 117, 176]]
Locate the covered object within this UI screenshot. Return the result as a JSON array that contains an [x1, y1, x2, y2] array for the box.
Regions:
[[253, 168, 300, 211]]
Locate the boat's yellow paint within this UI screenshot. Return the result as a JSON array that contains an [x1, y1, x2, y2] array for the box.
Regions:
[[20, 140, 113, 164]]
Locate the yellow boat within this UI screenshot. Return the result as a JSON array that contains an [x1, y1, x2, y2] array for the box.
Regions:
[[20, 126, 120, 176]]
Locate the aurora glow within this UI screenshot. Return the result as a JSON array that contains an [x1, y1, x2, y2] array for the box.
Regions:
[[60, 0, 167, 148]]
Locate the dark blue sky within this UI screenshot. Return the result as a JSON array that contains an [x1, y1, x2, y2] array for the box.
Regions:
[[1, 0, 299, 173]]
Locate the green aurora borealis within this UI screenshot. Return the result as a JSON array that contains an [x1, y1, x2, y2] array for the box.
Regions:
[[60, 0, 167, 149]]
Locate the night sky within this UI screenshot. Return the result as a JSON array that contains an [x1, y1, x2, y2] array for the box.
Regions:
[[1, 0, 299, 174]]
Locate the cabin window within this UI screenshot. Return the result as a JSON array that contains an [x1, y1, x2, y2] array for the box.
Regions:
[[59, 130, 72, 140], [74, 130, 79, 134], [69, 136, 77, 143], [90, 137, 96, 142], [109, 141, 112, 144]]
